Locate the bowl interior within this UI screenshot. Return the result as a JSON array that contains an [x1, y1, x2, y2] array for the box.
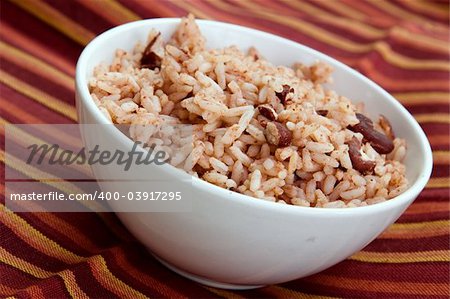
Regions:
[[76, 18, 432, 208]]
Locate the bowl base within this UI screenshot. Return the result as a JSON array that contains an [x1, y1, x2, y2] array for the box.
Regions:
[[152, 253, 265, 290]]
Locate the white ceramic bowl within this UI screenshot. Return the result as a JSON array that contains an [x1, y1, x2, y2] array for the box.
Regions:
[[75, 18, 432, 289]]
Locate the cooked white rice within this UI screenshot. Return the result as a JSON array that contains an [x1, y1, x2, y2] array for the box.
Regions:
[[89, 15, 408, 208]]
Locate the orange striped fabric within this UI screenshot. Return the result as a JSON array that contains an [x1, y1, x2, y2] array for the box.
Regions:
[[1, 0, 449, 298]]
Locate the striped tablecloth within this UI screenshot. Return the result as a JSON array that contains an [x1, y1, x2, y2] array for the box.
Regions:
[[1, 0, 449, 298]]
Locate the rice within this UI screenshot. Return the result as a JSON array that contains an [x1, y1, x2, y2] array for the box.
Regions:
[[90, 14, 408, 208]]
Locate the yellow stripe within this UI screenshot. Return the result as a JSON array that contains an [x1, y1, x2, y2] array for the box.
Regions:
[[103, 0, 141, 21], [0, 97, 48, 124], [0, 115, 76, 147], [0, 42, 74, 91], [0, 211, 122, 298], [310, 274, 450, 296], [59, 270, 90, 299], [399, 0, 449, 19], [113, 248, 186, 299], [2, 120, 93, 177], [24, 285, 45, 299], [0, 70, 77, 121], [420, 0, 450, 13], [205, 284, 337, 298], [359, 58, 449, 89], [2, 150, 134, 244], [0, 170, 128, 298], [0, 246, 53, 278], [368, 0, 447, 29], [1, 130, 136, 244], [433, 151, 450, 165], [8, 0, 94, 45], [392, 92, 450, 105], [428, 134, 450, 144], [203, 287, 247, 299], [350, 250, 450, 263], [0, 176, 101, 259], [4, 199, 100, 252], [78, 0, 140, 24], [0, 127, 132, 247], [374, 42, 450, 71], [281, 0, 385, 39], [222, 0, 450, 71], [1, 150, 105, 213], [390, 27, 449, 54], [0, 285, 19, 297], [405, 201, 449, 215], [1, 151, 82, 195], [265, 286, 338, 298], [237, 0, 374, 53], [414, 113, 450, 124], [0, 117, 79, 150], [1, 23, 75, 76], [0, 204, 86, 264], [380, 225, 448, 239], [427, 177, 450, 188], [380, 219, 450, 239], [0, 247, 90, 299], [390, 220, 449, 230], [172, 0, 213, 20], [87, 255, 148, 299], [311, 0, 367, 21]]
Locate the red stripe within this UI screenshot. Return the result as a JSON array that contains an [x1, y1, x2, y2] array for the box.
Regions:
[[398, 210, 450, 223], [0, 263, 40, 289], [416, 123, 449, 137], [322, 260, 450, 283], [19, 275, 71, 299], [2, 0, 82, 59], [355, 51, 450, 80], [1, 85, 74, 124], [357, 62, 450, 92], [70, 261, 117, 298], [109, 245, 220, 298], [392, 0, 449, 24], [432, 165, 450, 178], [0, 25, 75, 77], [101, 247, 217, 298], [415, 189, 450, 203], [4, 141, 92, 181], [117, 0, 185, 18], [41, 0, 115, 33], [400, 192, 449, 205], [0, 223, 77, 271], [1, 59, 74, 106], [338, 0, 400, 27], [276, 275, 448, 299], [364, 235, 449, 252], [388, 36, 450, 60], [430, 145, 450, 152], [241, 0, 379, 43], [10, 211, 117, 256], [99, 249, 169, 298], [199, 0, 366, 64], [404, 104, 450, 114], [311, 0, 394, 29]]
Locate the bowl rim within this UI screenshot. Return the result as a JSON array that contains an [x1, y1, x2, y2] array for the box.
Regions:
[[75, 18, 433, 215]]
